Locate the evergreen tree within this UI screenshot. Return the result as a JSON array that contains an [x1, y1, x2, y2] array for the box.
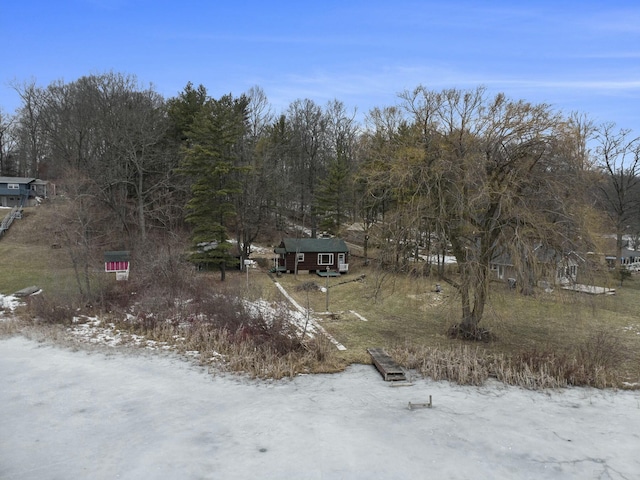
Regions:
[[179, 94, 249, 280], [166, 82, 208, 144], [316, 156, 350, 234]]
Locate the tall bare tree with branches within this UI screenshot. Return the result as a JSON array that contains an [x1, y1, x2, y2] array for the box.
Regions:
[[593, 122, 640, 270], [389, 86, 594, 337]]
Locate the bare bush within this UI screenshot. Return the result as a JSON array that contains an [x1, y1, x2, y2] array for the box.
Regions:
[[139, 314, 338, 379], [24, 293, 79, 325], [96, 234, 200, 314], [254, 257, 271, 269], [101, 283, 340, 379], [576, 330, 627, 372], [99, 280, 139, 311]]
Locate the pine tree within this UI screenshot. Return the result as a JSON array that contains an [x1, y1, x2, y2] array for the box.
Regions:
[[316, 156, 350, 235], [179, 94, 249, 280]]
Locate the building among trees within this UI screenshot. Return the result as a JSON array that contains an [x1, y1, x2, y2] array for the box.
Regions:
[[0, 177, 49, 207], [274, 238, 349, 275]]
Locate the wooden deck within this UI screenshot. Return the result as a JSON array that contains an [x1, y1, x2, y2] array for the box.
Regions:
[[367, 347, 407, 381], [14, 285, 41, 297], [562, 284, 616, 295]]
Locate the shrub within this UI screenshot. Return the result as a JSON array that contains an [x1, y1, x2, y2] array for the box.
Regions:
[[24, 293, 78, 325], [573, 330, 627, 387], [102, 284, 334, 379], [99, 280, 138, 310], [576, 330, 626, 371]]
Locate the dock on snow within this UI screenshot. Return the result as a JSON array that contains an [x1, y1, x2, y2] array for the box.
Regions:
[[367, 347, 407, 382]]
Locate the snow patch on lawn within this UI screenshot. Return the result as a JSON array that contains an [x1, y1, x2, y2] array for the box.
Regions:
[[0, 294, 22, 314]]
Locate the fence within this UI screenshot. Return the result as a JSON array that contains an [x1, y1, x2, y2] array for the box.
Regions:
[[0, 207, 23, 237]]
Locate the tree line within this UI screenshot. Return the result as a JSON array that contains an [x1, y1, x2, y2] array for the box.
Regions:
[[1, 72, 639, 334]]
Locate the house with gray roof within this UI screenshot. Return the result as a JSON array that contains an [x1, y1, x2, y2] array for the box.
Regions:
[[0, 177, 50, 207], [490, 246, 582, 287]]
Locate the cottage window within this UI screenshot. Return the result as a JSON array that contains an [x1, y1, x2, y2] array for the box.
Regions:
[[318, 253, 334, 266], [7, 184, 18, 189], [297, 253, 304, 262]]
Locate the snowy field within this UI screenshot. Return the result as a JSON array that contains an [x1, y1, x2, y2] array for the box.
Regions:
[[1, 335, 639, 480]]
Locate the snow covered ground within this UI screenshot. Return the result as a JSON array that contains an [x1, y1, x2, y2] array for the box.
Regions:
[[1, 336, 639, 480]]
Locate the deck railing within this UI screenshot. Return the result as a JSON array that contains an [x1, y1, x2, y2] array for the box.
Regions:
[[0, 207, 23, 237]]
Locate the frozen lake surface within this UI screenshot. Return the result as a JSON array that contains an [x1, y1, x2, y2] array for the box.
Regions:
[[1, 336, 639, 479]]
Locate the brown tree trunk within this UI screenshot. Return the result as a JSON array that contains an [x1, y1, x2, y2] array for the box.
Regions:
[[220, 262, 226, 282]]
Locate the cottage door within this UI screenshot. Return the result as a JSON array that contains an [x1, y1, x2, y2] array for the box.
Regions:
[[338, 253, 345, 270]]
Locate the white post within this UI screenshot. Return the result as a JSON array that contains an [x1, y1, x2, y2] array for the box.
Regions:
[[244, 259, 251, 288], [325, 266, 329, 312]]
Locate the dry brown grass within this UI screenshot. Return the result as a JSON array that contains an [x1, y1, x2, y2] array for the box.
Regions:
[[3, 206, 640, 387], [141, 321, 344, 379], [0, 318, 21, 337], [274, 261, 640, 388], [389, 328, 626, 389]]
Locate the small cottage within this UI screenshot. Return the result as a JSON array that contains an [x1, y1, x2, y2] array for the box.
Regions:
[[274, 238, 349, 274]]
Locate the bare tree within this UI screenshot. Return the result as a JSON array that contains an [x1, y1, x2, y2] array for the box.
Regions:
[[394, 86, 591, 337], [286, 99, 329, 237], [52, 170, 114, 300], [233, 86, 274, 269], [11, 80, 46, 177], [315, 100, 359, 234], [593, 122, 640, 269], [357, 106, 407, 267], [32, 73, 174, 242], [0, 109, 17, 175]]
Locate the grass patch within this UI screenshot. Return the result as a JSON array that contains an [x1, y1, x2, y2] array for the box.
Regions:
[[273, 264, 640, 388], [0, 207, 80, 296], [4, 206, 640, 388]]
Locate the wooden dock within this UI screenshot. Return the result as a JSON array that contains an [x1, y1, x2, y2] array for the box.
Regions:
[[367, 347, 407, 381], [14, 285, 41, 297]]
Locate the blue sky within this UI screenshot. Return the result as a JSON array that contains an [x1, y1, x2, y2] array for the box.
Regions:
[[3, 1, 640, 133]]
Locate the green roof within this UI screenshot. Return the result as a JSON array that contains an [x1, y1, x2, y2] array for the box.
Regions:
[[279, 238, 349, 253], [104, 251, 130, 262]]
